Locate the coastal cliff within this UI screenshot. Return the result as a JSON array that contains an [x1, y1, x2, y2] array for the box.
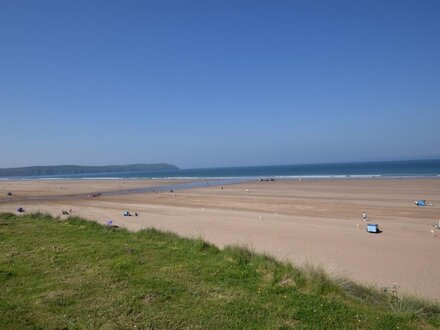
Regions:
[[0, 163, 179, 177]]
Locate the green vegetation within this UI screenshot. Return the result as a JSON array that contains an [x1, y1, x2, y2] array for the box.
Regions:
[[1, 213, 439, 329], [0, 163, 179, 177]]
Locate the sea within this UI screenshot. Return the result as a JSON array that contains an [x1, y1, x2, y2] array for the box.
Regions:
[[4, 159, 440, 180]]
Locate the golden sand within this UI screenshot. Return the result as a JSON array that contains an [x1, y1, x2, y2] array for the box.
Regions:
[[1, 178, 439, 300]]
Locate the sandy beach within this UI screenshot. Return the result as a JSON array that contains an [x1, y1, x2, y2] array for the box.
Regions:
[[1, 178, 439, 300]]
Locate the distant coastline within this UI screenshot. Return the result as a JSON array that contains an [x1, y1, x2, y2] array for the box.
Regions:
[[0, 163, 179, 178], [0, 159, 439, 180]]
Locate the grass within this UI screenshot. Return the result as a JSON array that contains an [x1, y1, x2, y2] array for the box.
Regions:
[[0, 212, 439, 329]]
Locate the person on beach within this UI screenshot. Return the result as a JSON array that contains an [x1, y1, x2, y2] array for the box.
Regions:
[[363, 211, 367, 221]]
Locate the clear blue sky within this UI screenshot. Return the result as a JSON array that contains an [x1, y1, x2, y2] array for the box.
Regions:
[[1, 0, 439, 169]]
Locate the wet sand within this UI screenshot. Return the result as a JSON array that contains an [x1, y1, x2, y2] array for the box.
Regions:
[[0, 179, 187, 197], [1, 178, 440, 300]]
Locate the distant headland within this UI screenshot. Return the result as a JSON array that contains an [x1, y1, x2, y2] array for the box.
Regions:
[[0, 164, 179, 177]]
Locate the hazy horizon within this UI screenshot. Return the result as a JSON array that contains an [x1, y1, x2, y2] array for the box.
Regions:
[[2, 156, 440, 171], [1, 1, 439, 168]]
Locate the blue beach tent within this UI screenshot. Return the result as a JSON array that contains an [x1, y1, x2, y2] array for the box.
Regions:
[[415, 200, 426, 206], [367, 224, 380, 233]]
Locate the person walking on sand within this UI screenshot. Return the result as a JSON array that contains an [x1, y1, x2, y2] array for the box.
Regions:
[[363, 211, 367, 221]]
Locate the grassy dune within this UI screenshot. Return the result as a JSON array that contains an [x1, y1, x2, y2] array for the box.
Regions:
[[0, 213, 439, 329]]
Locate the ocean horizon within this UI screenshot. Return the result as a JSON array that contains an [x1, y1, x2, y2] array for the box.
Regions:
[[2, 159, 440, 180]]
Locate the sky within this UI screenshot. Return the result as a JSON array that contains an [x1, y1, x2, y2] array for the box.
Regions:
[[1, 0, 439, 169]]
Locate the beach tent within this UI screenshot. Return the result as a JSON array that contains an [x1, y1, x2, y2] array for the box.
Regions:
[[367, 224, 380, 233], [415, 200, 427, 206]]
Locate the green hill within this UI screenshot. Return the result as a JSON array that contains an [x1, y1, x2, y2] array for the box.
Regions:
[[0, 164, 179, 177], [0, 213, 439, 329]]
